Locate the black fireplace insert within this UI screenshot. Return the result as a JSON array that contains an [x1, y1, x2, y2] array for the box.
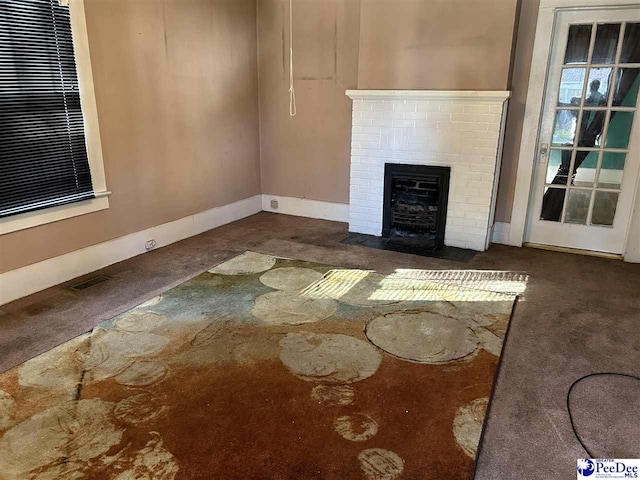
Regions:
[[382, 164, 450, 250]]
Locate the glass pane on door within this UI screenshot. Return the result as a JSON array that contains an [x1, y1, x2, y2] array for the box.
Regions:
[[613, 68, 640, 107], [565, 189, 592, 224], [592, 191, 619, 226], [592, 24, 620, 64], [552, 111, 578, 146], [620, 23, 640, 63], [565, 24, 592, 64], [598, 152, 625, 188], [574, 151, 598, 187], [585, 68, 613, 106], [558, 68, 586, 106], [605, 111, 634, 148], [546, 149, 570, 185]]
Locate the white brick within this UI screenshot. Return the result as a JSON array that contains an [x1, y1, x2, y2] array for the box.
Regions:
[[353, 103, 372, 111], [382, 111, 405, 120], [372, 102, 394, 111], [414, 119, 439, 129], [440, 121, 475, 131], [467, 180, 494, 190], [352, 133, 380, 142], [464, 105, 492, 114], [392, 120, 415, 128], [476, 113, 502, 123], [427, 112, 451, 122], [404, 112, 428, 120], [448, 217, 477, 227], [350, 191, 368, 201], [352, 126, 381, 135], [360, 110, 384, 120], [350, 163, 368, 172], [371, 119, 393, 127], [470, 138, 499, 149], [394, 102, 417, 112], [467, 164, 495, 173], [451, 113, 477, 123], [464, 211, 490, 221], [416, 102, 441, 112], [474, 130, 500, 141], [440, 104, 465, 113]]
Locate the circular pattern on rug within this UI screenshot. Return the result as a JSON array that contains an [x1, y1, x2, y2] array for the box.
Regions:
[[453, 397, 488, 458], [311, 385, 355, 406], [83, 329, 170, 383], [0, 390, 16, 430], [90, 329, 170, 360], [208, 252, 276, 275], [111, 433, 178, 480], [115, 311, 167, 332], [115, 360, 168, 386], [252, 291, 337, 325], [259, 267, 323, 291], [279, 333, 382, 383], [114, 392, 167, 424], [365, 311, 479, 364], [18, 334, 90, 390], [0, 399, 124, 479], [358, 448, 404, 480], [334, 413, 378, 442]]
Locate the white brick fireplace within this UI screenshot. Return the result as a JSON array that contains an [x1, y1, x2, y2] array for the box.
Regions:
[[345, 90, 511, 251]]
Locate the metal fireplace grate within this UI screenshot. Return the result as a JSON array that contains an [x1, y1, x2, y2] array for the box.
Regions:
[[383, 164, 450, 250]]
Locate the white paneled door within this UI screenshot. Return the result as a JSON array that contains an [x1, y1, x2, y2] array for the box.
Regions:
[[526, 8, 640, 254]]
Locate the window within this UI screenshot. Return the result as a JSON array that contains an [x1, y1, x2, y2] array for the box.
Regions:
[[0, 0, 108, 234]]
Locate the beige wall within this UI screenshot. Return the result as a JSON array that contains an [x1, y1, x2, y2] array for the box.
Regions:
[[259, 0, 521, 206], [0, 0, 261, 273], [358, 0, 519, 90], [258, 0, 361, 204], [496, 0, 539, 223]]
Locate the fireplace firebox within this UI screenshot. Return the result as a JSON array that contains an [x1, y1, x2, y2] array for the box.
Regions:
[[382, 164, 450, 250]]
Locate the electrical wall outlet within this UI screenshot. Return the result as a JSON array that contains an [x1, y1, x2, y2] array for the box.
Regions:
[[145, 239, 157, 251], [270, 199, 278, 209]]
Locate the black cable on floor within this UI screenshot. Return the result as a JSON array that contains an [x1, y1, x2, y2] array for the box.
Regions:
[[567, 372, 640, 458]]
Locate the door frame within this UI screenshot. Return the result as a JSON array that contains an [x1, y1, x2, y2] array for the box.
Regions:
[[509, 0, 640, 261]]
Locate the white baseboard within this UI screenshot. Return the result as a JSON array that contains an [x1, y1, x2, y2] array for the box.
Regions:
[[262, 194, 349, 223], [0, 195, 262, 306], [492, 221, 511, 245]]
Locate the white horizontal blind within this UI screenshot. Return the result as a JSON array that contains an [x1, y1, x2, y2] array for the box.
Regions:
[[0, 0, 94, 218]]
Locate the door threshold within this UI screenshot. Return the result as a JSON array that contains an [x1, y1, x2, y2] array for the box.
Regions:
[[523, 242, 623, 260]]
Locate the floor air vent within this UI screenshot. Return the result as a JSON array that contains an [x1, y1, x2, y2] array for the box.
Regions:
[[69, 275, 110, 291]]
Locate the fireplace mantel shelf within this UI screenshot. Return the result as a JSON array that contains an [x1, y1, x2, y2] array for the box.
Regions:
[[346, 90, 511, 103]]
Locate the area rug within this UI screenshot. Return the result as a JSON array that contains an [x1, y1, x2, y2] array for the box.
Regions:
[[0, 252, 523, 480]]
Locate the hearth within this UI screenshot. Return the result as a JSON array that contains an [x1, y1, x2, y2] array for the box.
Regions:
[[382, 164, 450, 250]]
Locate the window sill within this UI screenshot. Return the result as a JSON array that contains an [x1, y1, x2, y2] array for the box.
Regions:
[[0, 191, 110, 235]]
